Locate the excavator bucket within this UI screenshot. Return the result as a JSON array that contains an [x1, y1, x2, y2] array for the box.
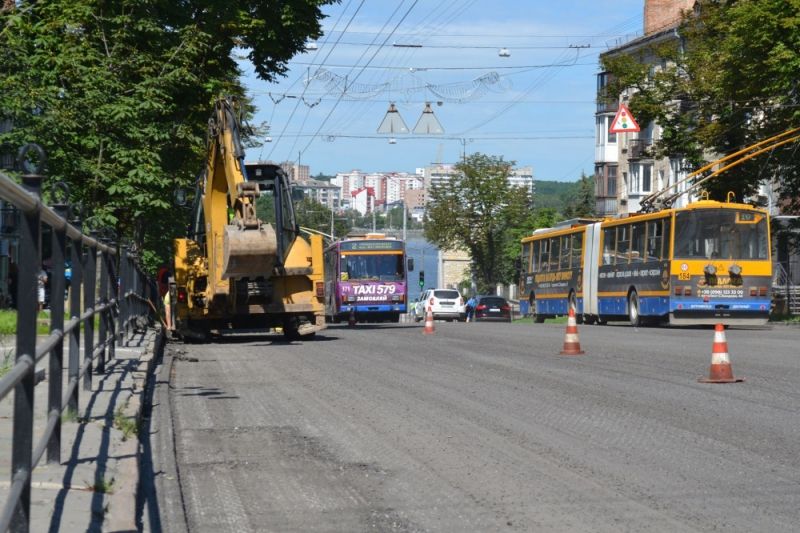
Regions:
[[222, 223, 278, 279]]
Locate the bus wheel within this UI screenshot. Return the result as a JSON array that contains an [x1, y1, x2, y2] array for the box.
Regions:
[[583, 315, 596, 325], [628, 290, 641, 327]]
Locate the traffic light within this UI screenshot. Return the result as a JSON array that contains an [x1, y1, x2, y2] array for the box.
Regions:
[[418, 270, 425, 289]]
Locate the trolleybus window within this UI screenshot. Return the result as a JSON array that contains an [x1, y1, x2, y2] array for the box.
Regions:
[[631, 222, 646, 263], [674, 210, 768, 260], [540, 239, 550, 271], [532, 241, 540, 273], [549, 238, 560, 270], [572, 232, 582, 266], [616, 225, 630, 264], [646, 220, 662, 261], [560, 235, 571, 270], [602, 227, 615, 266]]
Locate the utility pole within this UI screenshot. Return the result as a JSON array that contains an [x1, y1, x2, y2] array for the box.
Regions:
[[371, 196, 376, 232], [402, 202, 407, 241]]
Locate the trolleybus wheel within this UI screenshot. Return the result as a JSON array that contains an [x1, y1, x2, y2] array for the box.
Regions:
[[628, 290, 641, 328]]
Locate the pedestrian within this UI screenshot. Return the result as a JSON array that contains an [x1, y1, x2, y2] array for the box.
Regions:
[[37, 268, 48, 312], [465, 295, 477, 323], [163, 288, 173, 331]]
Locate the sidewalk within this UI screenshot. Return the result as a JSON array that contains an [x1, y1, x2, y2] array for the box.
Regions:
[[0, 327, 163, 532]]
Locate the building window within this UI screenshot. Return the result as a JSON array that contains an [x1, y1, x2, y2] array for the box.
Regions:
[[607, 116, 616, 143], [642, 164, 652, 193], [630, 164, 640, 193], [607, 166, 617, 196]]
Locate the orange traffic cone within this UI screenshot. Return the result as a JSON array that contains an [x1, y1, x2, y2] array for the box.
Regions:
[[699, 324, 744, 383], [423, 306, 435, 335], [559, 307, 584, 355], [348, 308, 356, 327]]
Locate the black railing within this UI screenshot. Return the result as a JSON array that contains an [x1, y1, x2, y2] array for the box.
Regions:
[[0, 144, 155, 532]]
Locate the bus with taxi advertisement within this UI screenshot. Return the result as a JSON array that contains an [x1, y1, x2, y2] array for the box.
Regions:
[[520, 198, 772, 326], [323, 233, 412, 323]]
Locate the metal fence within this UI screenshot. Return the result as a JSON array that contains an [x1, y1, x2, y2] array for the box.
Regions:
[[0, 144, 156, 532]]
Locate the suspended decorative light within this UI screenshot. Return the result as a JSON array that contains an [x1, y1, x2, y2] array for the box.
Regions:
[[389, 137, 397, 145], [412, 102, 444, 135], [498, 47, 510, 57], [305, 41, 318, 51], [377, 103, 410, 134]]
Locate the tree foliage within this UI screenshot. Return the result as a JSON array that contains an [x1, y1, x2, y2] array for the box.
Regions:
[[601, 0, 800, 208], [0, 0, 334, 271], [561, 172, 595, 219], [424, 153, 544, 294]]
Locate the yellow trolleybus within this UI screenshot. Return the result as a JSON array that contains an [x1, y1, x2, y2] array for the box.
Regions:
[[520, 198, 772, 326]]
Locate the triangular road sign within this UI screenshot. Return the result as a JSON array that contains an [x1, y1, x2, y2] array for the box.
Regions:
[[609, 103, 640, 133]]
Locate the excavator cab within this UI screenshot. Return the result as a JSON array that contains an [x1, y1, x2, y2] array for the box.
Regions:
[[245, 163, 299, 268]]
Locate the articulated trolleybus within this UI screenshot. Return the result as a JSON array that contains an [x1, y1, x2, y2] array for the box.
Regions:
[[520, 198, 772, 326], [324, 233, 412, 323]]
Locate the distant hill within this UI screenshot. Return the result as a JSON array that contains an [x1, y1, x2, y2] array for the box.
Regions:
[[533, 180, 579, 211]]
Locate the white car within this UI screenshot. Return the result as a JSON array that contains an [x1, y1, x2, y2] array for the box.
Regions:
[[413, 289, 466, 322]]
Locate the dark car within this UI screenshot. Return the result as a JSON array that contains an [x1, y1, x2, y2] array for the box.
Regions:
[[474, 295, 512, 322]]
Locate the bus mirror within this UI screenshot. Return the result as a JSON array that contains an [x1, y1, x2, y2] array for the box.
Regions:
[[407, 258, 414, 272]]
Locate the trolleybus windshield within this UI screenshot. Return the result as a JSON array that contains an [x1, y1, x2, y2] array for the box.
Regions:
[[674, 209, 768, 260]]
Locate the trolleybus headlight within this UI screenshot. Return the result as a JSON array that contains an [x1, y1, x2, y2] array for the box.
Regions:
[[703, 264, 716, 276], [728, 264, 742, 277]]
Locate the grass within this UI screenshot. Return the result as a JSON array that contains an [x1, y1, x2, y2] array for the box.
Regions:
[[88, 477, 115, 494], [0, 309, 104, 336], [770, 313, 800, 324], [0, 345, 12, 378], [512, 315, 568, 324], [113, 407, 138, 442]]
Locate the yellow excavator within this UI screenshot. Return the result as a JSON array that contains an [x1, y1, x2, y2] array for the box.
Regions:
[[172, 97, 325, 341]]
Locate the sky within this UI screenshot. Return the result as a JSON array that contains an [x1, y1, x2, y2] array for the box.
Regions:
[[242, 0, 645, 182]]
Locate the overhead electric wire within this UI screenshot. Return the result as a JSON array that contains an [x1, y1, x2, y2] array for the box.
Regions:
[[264, 0, 365, 161], [332, 0, 478, 134], [298, 0, 422, 158]]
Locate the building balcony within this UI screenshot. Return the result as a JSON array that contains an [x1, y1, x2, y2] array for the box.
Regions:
[[595, 197, 618, 217], [627, 139, 653, 159]]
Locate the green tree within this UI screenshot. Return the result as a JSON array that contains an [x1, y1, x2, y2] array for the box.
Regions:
[[424, 153, 534, 294], [0, 0, 335, 271], [601, 0, 800, 208], [291, 197, 350, 241], [561, 172, 595, 218]]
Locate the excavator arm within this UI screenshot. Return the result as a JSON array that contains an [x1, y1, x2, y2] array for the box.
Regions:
[[202, 98, 278, 282]]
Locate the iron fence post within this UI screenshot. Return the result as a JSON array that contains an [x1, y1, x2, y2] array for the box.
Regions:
[[47, 200, 69, 465], [107, 247, 117, 360], [68, 218, 83, 414], [96, 237, 109, 374], [118, 246, 129, 343], [82, 234, 96, 391], [11, 146, 45, 532]]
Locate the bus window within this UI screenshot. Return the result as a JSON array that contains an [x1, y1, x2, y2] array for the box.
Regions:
[[522, 242, 531, 272], [616, 225, 630, 263], [540, 239, 549, 271], [646, 220, 662, 261], [560, 235, 571, 270], [602, 228, 615, 265], [531, 241, 540, 273], [549, 237, 560, 271], [663, 218, 672, 259], [631, 223, 645, 263], [572, 231, 582, 268]]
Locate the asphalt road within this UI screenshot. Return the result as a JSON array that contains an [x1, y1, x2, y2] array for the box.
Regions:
[[150, 320, 800, 532]]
